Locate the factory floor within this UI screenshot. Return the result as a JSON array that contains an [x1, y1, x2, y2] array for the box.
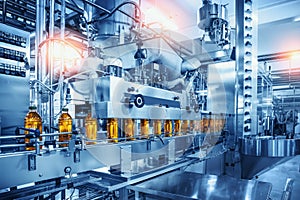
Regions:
[[256, 155, 300, 200]]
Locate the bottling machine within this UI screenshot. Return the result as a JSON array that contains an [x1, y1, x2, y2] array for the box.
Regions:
[[0, 0, 299, 199]]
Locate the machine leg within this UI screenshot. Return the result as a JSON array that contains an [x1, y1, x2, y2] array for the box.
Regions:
[[61, 190, 65, 200], [119, 187, 128, 200], [135, 190, 140, 200]]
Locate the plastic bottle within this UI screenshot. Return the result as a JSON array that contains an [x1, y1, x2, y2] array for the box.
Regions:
[[107, 118, 118, 143], [140, 119, 149, 139], [124, 118, 135, 140], [153, 120, 162, 136], [85, 113, 97, 145], [24, 106, 42, 151], [164, 120, 172, 137], [174, 120, 181, 136], [181, 120, 189, 134], [58, 108, 72, 147]]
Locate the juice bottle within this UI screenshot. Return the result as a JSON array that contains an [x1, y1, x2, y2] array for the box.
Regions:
[[107, 118, 118, 143], [140, 119, 150, 139], [164, 120, 172, 137], [181, 120, 189, 134], [124, 118, 135, 140], [153, 120, 162, 136], [24, 106, 42, 151], [174, 120, 181, 136], [58, 108, 72, 147], [85, 113, 97, 145]]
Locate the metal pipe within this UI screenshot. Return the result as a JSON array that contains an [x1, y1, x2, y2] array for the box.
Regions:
[[30, 80, 56, 94], [258, 49, 300, 62], [35, 0, 46, 110], [0, 144, 26, 148], [293, 87, 296, 136], [59, 0, 66, 110], [0, 135, 25, 140], [0, 132, 73, 140], [49, 0, 55, 132], [2, 0, 7, 23]]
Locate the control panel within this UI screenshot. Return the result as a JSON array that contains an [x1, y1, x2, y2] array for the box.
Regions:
[[0, 23, 30, 78]]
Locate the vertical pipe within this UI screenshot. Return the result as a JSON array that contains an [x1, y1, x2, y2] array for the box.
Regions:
[[2, 0, 6, 23], [84, 2, 92, 43], [49, 0, 55, 132], [35, 0, 46, 111], [293, 86, 296, 138], [60, 0, 66, 110]]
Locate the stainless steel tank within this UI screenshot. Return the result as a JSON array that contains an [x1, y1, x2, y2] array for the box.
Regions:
[[92, 0, 137, 40]]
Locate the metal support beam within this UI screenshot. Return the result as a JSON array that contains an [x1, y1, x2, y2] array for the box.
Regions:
[[235, 0, 258, 137]]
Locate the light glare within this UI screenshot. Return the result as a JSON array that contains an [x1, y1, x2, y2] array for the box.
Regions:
[[144, 7, 178, 30]]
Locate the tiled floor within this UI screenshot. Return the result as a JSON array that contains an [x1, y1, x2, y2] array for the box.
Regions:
[[255, 155, 300, 200]]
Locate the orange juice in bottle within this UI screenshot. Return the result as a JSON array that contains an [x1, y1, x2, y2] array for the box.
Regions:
[[85, 113, 97, 145], [58, 108, 72, 147], [24, 106, 42, 150]]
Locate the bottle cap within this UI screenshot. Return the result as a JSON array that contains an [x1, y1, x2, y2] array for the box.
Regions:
[[29, 105, 37, 110], [62, 108, 69, 112]]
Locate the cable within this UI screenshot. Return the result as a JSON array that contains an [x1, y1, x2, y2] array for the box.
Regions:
[[88, 1, 141, 25], [66, 188, 75, 200], [70, 0, 83, 12], [156, 135, 165, 145]]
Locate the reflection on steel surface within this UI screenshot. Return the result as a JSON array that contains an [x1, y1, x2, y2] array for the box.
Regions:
[[130, 171, 272, 200], [239, 136, 300, 157]]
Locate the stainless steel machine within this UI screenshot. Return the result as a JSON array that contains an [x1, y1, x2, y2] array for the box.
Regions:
[[0, 0, 299, 199]]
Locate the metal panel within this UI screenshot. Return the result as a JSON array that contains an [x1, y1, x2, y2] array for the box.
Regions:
[[0, 23, 30, 137], [130, 171, 272, 200], [0, 134, 204, 189], [207, 61, 235, 136], [70, 76, 201, 120], [0, 150, 104, 190], [207, 61, 235, 114], [239, 137, 300, 157]]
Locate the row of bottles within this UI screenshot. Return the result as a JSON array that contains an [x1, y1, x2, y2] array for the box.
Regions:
[[107, 118, 226, 143], [24, 106, 97, 150], [24, 106, 226, 148]]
